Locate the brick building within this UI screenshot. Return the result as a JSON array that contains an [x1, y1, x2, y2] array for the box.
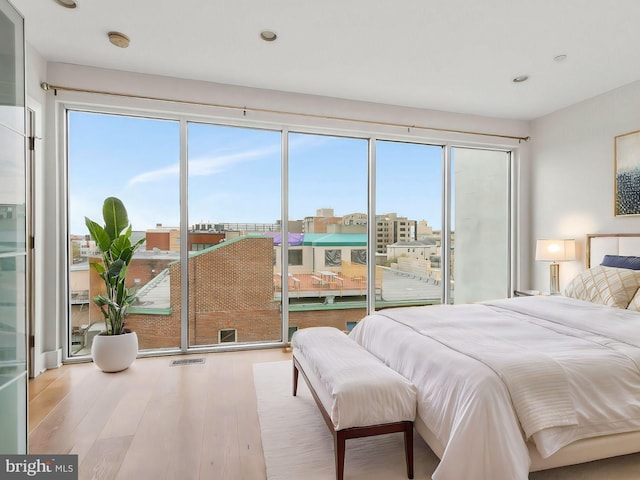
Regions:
[[89, 235, 365, 350], [146, 224, 180, 251]]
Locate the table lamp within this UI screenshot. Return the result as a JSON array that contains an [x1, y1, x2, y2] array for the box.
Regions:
[[535, 239, 576, 294]]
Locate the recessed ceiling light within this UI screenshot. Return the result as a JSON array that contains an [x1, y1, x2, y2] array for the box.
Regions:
[[53, 0, 77, 8], [553, 54, 568, 62], [260, 30, 277, 42], [108, 31, 130, 48], [512, 75, 529, 83]]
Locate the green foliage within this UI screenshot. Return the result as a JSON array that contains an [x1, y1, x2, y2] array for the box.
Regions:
[[85, 197, 144, 335]]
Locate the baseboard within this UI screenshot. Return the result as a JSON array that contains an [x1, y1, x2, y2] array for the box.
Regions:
[[43, 349, 62, 370]]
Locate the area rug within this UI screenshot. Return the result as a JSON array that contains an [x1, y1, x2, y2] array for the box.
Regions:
[[254, 360, 640, 480]]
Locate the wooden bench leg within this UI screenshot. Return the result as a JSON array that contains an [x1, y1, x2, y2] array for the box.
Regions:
[[293, 361, 299, 396], [404, 421, 414, 479], [335, 430, 345, 480]]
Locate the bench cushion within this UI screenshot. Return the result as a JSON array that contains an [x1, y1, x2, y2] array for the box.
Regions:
[[292, 326, 417, 430]]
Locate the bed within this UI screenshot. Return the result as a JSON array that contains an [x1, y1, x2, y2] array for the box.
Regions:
[[348, 233, 640, 480]]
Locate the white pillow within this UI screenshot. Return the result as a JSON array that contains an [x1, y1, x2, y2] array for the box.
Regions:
[[627, 289, 640, 311], [563, 265, 640, 308]]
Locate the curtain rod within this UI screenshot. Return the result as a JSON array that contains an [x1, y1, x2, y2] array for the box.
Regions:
[[40, 82, 530, 143]]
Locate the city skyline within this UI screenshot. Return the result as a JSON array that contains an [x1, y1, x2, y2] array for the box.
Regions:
[[68, 110, 445, 236]]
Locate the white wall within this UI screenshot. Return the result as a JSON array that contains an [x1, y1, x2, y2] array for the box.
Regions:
[[530, 80, 640, 292], [45, 63, 530, 145], [25, 44, 60, 375]]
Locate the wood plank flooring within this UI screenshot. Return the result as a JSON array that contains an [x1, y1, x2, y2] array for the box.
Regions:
[[28, 348, 291, 480]]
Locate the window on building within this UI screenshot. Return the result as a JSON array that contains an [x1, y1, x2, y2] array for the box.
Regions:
[[351, 249, 366, 265], [192, 243, 214, 251], [219, 329, 237, 343], [288, 249, 303, 265], [324, 249, 342, 267]]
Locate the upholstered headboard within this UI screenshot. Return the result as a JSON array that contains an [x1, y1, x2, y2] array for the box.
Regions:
[[587, 234, 640, 268]]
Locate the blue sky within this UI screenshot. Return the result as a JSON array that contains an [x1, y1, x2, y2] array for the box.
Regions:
[[68, 111, 443, 235]]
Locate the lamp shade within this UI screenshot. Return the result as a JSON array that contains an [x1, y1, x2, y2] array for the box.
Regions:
[[535, 239, 576, 262]]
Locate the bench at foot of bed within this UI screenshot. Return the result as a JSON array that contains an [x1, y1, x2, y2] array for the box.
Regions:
[[291, 326, 417, 480]]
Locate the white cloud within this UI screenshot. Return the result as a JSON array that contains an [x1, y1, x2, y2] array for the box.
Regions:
[[127, 143, 281, 186], [127, 164, 180, 186]]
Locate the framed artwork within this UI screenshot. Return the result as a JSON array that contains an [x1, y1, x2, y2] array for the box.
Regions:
[[615, 129, 640, 216]]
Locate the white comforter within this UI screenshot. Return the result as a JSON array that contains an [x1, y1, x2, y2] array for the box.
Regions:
[[348, 295, 640, 480]]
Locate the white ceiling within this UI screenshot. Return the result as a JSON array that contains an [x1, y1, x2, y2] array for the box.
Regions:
[[10, 0, 640, 120]]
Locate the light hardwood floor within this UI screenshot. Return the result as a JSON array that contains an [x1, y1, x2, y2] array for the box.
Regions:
[[28, 348, 292, 480]]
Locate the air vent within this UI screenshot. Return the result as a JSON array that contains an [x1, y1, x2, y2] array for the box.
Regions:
[[170, 358, 205, 366]]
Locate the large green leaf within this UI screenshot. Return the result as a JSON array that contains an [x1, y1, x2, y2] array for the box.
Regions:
[[107, 258, 126, 282], [89, 262, 105, 275], [85, 218, 111, 252], [103, 197, 129, 241], [86, 196, 142, 335], [111, 235, 132, 261]]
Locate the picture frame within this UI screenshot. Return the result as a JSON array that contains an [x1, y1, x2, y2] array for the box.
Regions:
[[615, 129, 640, 216]]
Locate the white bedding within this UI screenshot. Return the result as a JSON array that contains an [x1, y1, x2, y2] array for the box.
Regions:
[[348, 295, 640, 480]]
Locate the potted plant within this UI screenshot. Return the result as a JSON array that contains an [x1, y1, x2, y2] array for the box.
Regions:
[[85, 196, 144, 372]]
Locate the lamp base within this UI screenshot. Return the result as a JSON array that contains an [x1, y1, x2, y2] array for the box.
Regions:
[[549, 263, 560, 295]]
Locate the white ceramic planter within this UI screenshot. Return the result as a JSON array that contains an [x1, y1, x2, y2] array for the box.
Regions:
[[91, 331, 138, 373]]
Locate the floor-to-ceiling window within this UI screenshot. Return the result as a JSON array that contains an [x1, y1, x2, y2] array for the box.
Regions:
[[67, 111, 180, 355], [64, 105, 516, 356], [375, 140, 443, 307], [187, 122, 282, 346], [288, 133, 368, 333]]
